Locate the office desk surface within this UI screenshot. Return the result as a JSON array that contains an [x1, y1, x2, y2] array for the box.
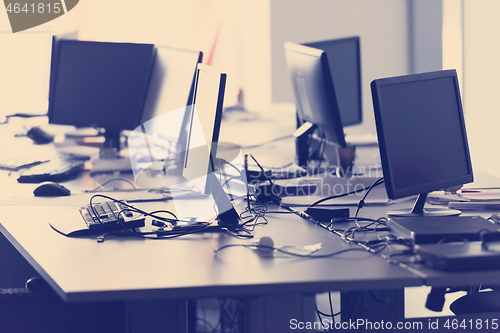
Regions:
[[361, 204, 500, 288], [0, 202, 422, 303]]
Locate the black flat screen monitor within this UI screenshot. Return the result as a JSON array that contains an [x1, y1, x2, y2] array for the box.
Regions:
[[304, 36, 362, 127], [183, 64, 239, 225], [284, 42, 347, 149], [47, 32, 78, 101], [371, 69, 473, 216], [48, 40, 156, 150]]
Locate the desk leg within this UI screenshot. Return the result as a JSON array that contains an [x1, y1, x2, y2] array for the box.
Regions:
[[243, 293, 316, 333], [341, 289, 404, 324], [126, 299, 188, 333]]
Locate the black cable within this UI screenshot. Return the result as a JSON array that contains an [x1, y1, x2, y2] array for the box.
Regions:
[[221, 175, 242, 188], [305, 187, 369, 209], [264, 210, 295, 214], [214, 243, 366, 258], [196, 317, 216, 333], [240, 154, 272, 230], [88, 194, 222, 241], [354, 177, 385, 220], [248, 154, 275, 186], [321, 216, 390, 254], [89, 194, 178, 225], [109, 213, 213, 241], [315, 305, 328, 333], [227, 299, 239, 333], [328, 291, 335, 320], [279, 203, 319, 225], [260, 161, 294, 169], [332, 291, 358, 317], [312, 179, 384, 210], [211, 159, 270, 237], [86, 178, 137, 192]]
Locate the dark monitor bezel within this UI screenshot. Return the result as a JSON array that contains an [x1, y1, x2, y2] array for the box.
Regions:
[[371, 69, 473, 200], [174, 50, 203, 160], [181, 64, 240, 225], [304, 36, 362, 127], [284, 42, 347, 148], [48, 32, 78, 105], [48, 40, 156, 133], [182, 63, 227, 195]]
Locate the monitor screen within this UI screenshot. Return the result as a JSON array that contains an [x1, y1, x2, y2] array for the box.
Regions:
[[304, 37, 362, 127], [284, 42, 346, 148], [371, 69, 473, 201], [48, 40, 155, 134]]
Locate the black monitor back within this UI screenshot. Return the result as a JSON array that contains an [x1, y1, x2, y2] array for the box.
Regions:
[[48, 40, 155, 132], [371, 69, 473, 200], [284, 42, 346, 148], [304, 36, 362, 127]]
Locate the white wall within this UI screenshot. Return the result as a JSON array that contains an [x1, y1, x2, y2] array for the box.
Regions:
[[462, 0, 500, 177], [270, 0, 412, 134], [410, 0, 443, 74]]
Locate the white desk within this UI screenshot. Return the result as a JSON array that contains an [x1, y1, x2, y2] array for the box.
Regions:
[[3, 109, 499, 331], [0, 194, 422, 332]]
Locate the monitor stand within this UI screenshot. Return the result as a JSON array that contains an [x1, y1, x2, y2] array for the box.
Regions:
[[387, 192, 461, 217], [294, 120, 344, 176], [91, 129, 132, 174], [294, 120, 316, 168], [206, 172, 240, 227]]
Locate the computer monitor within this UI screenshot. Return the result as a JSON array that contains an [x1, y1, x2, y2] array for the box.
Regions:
[[182, 64, 240, 226], [140, 46, 202, 133], [304, 36, 362, 127], [371, 69, 473, 216], [284, 42, 347, 167], [48, 40, 156, 151], [138, 46, 202, 171], [47, 32, 78, 102]]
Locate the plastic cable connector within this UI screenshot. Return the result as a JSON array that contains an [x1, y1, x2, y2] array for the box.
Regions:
[[152, 219, 166, 228]]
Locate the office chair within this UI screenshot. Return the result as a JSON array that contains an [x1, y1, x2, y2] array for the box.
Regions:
[[449, 290, 500, 315], [426, 286, 500, 315]]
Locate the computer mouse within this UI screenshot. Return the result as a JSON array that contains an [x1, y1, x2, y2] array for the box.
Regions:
[[33, 182, 71, 197]]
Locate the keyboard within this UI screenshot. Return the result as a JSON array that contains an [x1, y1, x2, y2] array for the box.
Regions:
[[0, 144, 77, 171], [0, 153, 50, 171], [17, 156, 85, 183], [79, 200, 145, 232]]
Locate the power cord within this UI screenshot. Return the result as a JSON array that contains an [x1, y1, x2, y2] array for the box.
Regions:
[[214, 243, 366, 258], [88, 194, 218, 242]]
